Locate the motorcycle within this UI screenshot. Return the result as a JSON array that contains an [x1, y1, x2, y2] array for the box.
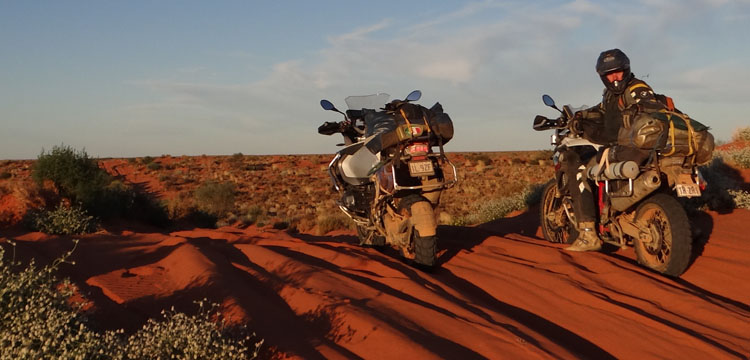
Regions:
[[533, 94, 706, 276], [318, 90, 457, 268]]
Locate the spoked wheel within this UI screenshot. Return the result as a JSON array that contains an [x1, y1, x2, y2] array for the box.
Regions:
[[633, 193, 691, 276], [356, 224, 385, 247], [539, 180, 578, 244]]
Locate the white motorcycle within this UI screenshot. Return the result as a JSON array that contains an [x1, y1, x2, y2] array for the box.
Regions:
[[318, 90, 457, 268]]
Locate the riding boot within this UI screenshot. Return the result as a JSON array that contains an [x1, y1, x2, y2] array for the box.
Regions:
[[565, 222, 602, 252]]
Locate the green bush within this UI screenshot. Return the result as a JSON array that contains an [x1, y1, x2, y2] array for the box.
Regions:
[[0, 244, 262, 359], [32, 145, 112, 212], [25, 204, 97, 235], [0, 172, 10, 180], [146, 162, 162, 171], [140, 156, 155, 165], [32, 145, 169, 224], [194, 181, 236, 218]]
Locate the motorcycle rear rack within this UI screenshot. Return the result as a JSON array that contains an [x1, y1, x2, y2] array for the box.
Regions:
[[602, 178, 634, 198], [390, 156, 458, 191]]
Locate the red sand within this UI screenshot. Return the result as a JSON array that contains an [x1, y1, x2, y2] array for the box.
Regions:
[[3, 209, 749, 359]]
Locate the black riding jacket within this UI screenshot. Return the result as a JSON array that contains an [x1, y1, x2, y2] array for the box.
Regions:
[[578, 75, 665, 146]]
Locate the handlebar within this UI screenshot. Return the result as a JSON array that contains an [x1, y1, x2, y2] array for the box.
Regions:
[[318, 121, 345, 135], [532, 115, 567, 131]]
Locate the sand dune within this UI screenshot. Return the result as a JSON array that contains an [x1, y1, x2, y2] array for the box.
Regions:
[[6, 207, 749, 359]]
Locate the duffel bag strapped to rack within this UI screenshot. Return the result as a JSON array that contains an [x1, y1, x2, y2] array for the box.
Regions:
[[652, 110, 714, 164], [619, 110, 714, 165]]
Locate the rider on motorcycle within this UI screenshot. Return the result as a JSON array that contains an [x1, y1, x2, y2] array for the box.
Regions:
[[564, 48, 667, 252]]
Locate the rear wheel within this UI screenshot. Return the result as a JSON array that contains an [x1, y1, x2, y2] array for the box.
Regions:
[[356, 224, 385, 247], [633, 193, 691, 276], [400, 195, 437, 268], [414, 234, 437, 268], [539, 180, 578, 244]]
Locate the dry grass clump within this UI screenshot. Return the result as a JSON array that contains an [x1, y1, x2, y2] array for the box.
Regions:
[[452, 183, 545, 226], [731, 126, 750, 142], [194, 181, 236, 218], [722, 147, 750, 169], [684, 157, 749, 211], [315, 214, 353, 235], [0, 244, 262, 359], [24, 204, 97, 235]]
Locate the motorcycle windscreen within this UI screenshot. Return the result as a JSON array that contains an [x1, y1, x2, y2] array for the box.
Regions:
[[338, 144, 380, 185]]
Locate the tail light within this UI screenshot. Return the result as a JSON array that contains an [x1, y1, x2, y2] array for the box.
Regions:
[[697, 170, 707, 191], [406, 142, 430, 157]]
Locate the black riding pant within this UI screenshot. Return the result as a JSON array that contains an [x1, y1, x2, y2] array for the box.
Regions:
[[563, 149, 597, 225]]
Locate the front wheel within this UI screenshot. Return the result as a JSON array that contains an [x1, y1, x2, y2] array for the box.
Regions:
[[633, 193, 692, 276], [539, 180, 577, 244]]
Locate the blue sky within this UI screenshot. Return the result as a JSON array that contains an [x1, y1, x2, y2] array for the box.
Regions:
[[2, 0, 749, 159]]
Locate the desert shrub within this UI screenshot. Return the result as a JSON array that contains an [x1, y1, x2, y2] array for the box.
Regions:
[[165, 193, 192, 220], [723, 147, 750, 169], [453, 184, 545, 226], [32, 145, 111, 210], [140, 156, 155, 165], [229, 153, 245, 167], [146, 161, 162, 171], [315, 214, 352, 235], [121, 301, 262, 359], [272, 220, 289, 230], [241, 205, 265, 226], [0, 244, 262, 360], [0, 172, 10, 180], [185, 210, 219, 229], [32, 145, 169, 224], [245, 164, 267, 171], [466, 153, 492, 165], [728, 190, 750, 210], [194, 181, 236, 218], [25, 204, 97, 235], [731, 126, 750, 142], [0, 242, 110, 359], [683, 157, 750, 212]]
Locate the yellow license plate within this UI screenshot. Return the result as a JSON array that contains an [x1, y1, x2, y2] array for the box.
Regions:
[[408, 160, 434, 176]]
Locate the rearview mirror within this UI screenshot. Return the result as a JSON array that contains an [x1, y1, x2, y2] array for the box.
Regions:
[[542, 94, 555, 108], [406, 90, 422, 102], [320, 99, 336, 111]]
